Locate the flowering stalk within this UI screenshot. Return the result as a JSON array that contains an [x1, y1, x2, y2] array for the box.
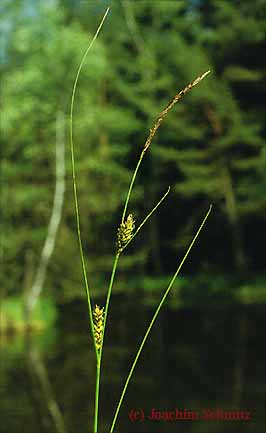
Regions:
[[70, 6, 211, 432], [69, 8, 110, 433], [70, 6, 110, 361]]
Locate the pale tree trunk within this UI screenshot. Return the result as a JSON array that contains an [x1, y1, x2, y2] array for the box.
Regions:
[[25, 110, 65, 321], [24, 111, 66, 433], [26, 336, 67, 433]]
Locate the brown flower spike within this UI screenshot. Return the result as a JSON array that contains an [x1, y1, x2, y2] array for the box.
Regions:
[[143, 70, 210, 152]]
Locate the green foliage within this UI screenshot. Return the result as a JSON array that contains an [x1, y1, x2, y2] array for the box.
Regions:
[[1, 0, 265, 304], [1, 295, 57, 331]]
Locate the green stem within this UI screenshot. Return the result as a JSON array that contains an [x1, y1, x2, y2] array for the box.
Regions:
[[94, 187, 170, 431], [121, 150, 145, 224], [95, 185, 170, 431], [94, 359, 101, 433], [93, 253, 120, 432], [122, 186, 170, 252], [101, 150, 151, 358], [101, 253, 120, 357], [110, 205, 212, 433], [93, 91, 146, 432], [69, 7, 110, 359], [69, 8, 110, 433]]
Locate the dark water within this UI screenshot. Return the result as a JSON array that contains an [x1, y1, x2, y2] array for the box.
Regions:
[[1, 296, 265, 433]]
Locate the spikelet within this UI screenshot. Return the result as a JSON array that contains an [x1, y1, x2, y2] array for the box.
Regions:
[[93, 305, 104, 351], [143, 71, 210, 152], [117, 214, 135, 251]]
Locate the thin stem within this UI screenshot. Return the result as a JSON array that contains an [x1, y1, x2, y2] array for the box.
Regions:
[[94, 188, 170, 429], [121, 150, 145, 224], [110, 205, 212, 433], [101, 187, 170, 355], [102, 186, 170, 354], [93, 252, 120, 432], [121, 186, 171, 252], [69, 9, 109, 433], [100, 253, 120, 359], [96, 186, 169, 432], [94, 359, 101, 433], [69, 7, 110, 359]]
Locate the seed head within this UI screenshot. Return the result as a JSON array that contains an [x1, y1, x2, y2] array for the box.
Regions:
[[117, 214, 135, 251], [93, 304, 104, 351]]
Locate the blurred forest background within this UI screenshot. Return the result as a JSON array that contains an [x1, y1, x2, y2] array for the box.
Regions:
[[1, 0, 265, 324], [1, 2, 266, 433]]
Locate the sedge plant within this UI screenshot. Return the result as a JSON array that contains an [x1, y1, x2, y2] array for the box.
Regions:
[[69, 7, 212, 433]]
